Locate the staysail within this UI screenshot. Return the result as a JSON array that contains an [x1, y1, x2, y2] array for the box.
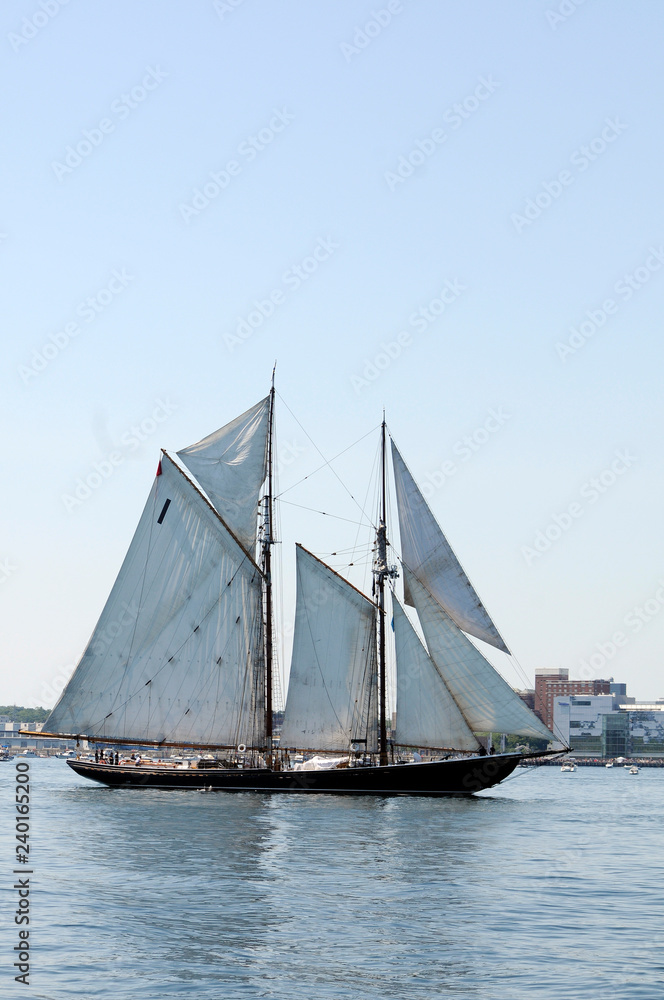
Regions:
[[280, 545, 378, 752], [177, 396, 270, 553], [391, 440, 509, 653], [392, 596, 478, 751], [405, 569, 553, 741], [44, 453, 265, 747]]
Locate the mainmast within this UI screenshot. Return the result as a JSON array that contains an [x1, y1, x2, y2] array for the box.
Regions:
[[375, 414, 397, 766], [262, 368, 276, 751]]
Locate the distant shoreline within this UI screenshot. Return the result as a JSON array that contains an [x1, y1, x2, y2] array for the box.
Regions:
[[525, 757, 664, 767]]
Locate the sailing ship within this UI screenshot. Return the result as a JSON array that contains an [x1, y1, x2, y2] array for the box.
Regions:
[[32, 382, 563, 794]]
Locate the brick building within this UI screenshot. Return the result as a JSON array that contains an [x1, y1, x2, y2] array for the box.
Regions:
[[534, 668, 610, 732]]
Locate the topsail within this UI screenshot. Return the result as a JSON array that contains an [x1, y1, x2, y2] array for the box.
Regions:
[[177, 396, 270, 553], [391, 440, 509, 652]]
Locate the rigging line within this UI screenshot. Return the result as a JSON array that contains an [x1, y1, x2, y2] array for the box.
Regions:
[[275, 391, 379, 516], [498, 756, 562, 784], [500, 645, 536, 694], [353, 436, 381, 598], [504, 652, 565, 744], [314, 543, 373, 559], [278, 498, 373, 527], [322, 542, 374, 556]]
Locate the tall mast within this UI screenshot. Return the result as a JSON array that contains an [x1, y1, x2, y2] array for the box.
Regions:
[[263, 367, 276, 750], [376, 414, 389, 766]]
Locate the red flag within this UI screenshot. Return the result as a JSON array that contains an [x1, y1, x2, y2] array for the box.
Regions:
[[156, 460, 162, 477]]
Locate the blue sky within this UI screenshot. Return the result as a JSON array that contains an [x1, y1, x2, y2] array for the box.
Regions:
[[2, 0, 663, 708]]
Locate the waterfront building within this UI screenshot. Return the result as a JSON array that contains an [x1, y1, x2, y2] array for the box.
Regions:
[[535, 669, 611, 731], [553, 694, 664, 757], [1, 719, 75, 751]]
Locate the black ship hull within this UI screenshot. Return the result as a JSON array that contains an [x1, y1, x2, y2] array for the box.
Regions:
[[67, 753, 523, 796]]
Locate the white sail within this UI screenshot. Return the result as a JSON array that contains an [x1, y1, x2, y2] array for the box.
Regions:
[[405, 569, 553, 741], [280, 545, 378, 752], [45, 453, 265, 747], [177, 396, 270, 553], [391, 440, 509, 653], [393, 596, 478, 751]]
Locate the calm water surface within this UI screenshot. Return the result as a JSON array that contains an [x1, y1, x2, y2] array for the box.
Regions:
[[2, 760, 663, 999]]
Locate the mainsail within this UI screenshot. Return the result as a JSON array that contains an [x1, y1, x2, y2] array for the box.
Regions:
[[404, 568, 553, 741], [44, 452, 265, 747], [391, 440, 509, 653], [280, 545, 378, 752], [392, 596, 478, 751], [177, 396, 270, 553]]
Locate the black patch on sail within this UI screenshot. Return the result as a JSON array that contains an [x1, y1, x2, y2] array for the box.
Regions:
[[157, 499, 171, 524]]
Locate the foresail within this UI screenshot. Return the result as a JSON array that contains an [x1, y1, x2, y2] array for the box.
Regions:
[[280, 545, 378, 752], [177, 396, 270, 553], [391, 440, 509, 653], [393, 596, 478, 751], [405, 569, 554, 741], [45, 453, 265, 747]]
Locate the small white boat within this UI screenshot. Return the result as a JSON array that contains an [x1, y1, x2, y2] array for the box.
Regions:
[[628, 765, 639, 774], [561, 762, 577, 772], [605, 762, 614, 768]]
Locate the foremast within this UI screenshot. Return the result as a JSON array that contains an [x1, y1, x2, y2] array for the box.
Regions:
[[374, 415, 398, 766], [262, 371, 276, 752]]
